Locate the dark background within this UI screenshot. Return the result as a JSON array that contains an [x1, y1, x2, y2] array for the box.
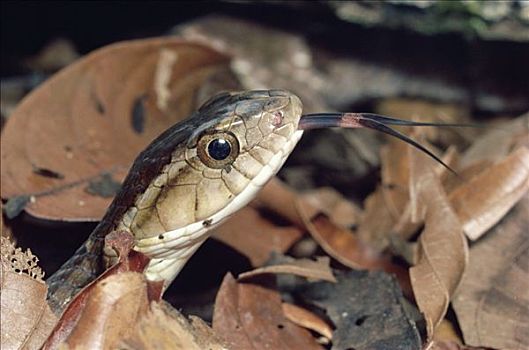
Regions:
[[2, 1, 529, 115]]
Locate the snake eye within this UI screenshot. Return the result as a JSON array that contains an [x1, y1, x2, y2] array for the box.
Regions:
[[208, 138, 231, 160], [197, 131, 239, 168]]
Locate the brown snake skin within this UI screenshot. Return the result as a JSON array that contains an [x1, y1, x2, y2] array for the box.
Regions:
[[46, 90, 304, 314]]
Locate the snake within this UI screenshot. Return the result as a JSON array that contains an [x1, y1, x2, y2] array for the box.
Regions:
[[46, 89, 463, 314]]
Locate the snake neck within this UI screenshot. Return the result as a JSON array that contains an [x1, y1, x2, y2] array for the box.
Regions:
[[46, 231, 105, 314]]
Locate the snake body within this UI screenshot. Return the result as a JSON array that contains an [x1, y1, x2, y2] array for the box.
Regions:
[[46, 90, 303, 313]]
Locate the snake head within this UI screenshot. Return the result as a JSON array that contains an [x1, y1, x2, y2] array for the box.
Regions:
[[124, 89, 303, 284]]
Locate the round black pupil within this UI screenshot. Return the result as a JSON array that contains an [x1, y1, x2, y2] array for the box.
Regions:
[[208, 138, 231, 160]]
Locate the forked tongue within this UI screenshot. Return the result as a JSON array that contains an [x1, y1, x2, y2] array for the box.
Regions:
[[298, 112, 478, 175]]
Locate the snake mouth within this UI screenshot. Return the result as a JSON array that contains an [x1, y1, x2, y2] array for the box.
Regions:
[[298, 112, 479, 174]]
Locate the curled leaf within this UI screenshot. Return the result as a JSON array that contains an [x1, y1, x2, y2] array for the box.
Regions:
[[238, 255, 336, 283], [409, 149, 468, 339], [449, 146, 529, 240], [282, 302, 333, 341]]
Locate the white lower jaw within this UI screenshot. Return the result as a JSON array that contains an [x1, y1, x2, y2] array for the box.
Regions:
[[137, 130, 304, 285]]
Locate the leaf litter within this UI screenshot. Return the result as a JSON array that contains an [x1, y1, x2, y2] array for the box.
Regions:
[[1, 35, 529, 350], [213, 274, 324, 350]]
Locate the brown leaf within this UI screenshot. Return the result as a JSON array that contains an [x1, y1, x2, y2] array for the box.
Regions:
[[379, 138, 411, 218], [356, 188, 397, 252], [301, 187, 361, 229], [0, 237, 57, 350], [297, 208, 378, 269], [452, 194, 529, 350], [459, 113, 529, 169], [282, 302, 333, 341], [428, 341, 489, 350], [213, 273, 324, 350], [357, 136, 456, 250], [254, 178, 386, 273], [63, 272, 149, 349], [121, 301, 226, 350], [1, 37, 232, 221], [433, 319, 464, 345], [296, 196, 414, 297], [238, 255, 336, 282], [409, 149, 468, 340], [213, 206, 303, 267], [254, 177, 306, 227], [449, 146, 529, 240]]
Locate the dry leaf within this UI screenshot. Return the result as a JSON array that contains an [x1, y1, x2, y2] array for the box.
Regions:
[[238, 255, 336, 282], [449, 146, 529, 240], [282, 302, 333, 340], [379, 138, 411, 218], [357, 136, 454, 250], [1, 37, 232, 221], [433, 319, 464, 345], [250, 178, 407, 286], [356, 188, 397, 252], [428, 341, 489, 350], [297, 270, 422, 350], [409, 149, 468, 340], [47, 270, 223, 350], [301, 187, 361, 228], [255, 177, 306, 228], [296, 200, 379, 270], [296, 197, 413, 297], [213, 273, 324, 350], [121, 302, 226, 350], [452, 194, 529, 350], [459, 114, 529, 169], [0, 237, 57, 350], [62, 272, 149, 349], [213, 206, 303, 267]]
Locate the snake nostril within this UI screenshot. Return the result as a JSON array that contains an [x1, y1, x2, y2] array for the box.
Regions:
[[272, 111, 283, 127]]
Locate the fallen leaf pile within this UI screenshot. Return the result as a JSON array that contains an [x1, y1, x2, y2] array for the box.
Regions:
[[1, 37, 528, 350]]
